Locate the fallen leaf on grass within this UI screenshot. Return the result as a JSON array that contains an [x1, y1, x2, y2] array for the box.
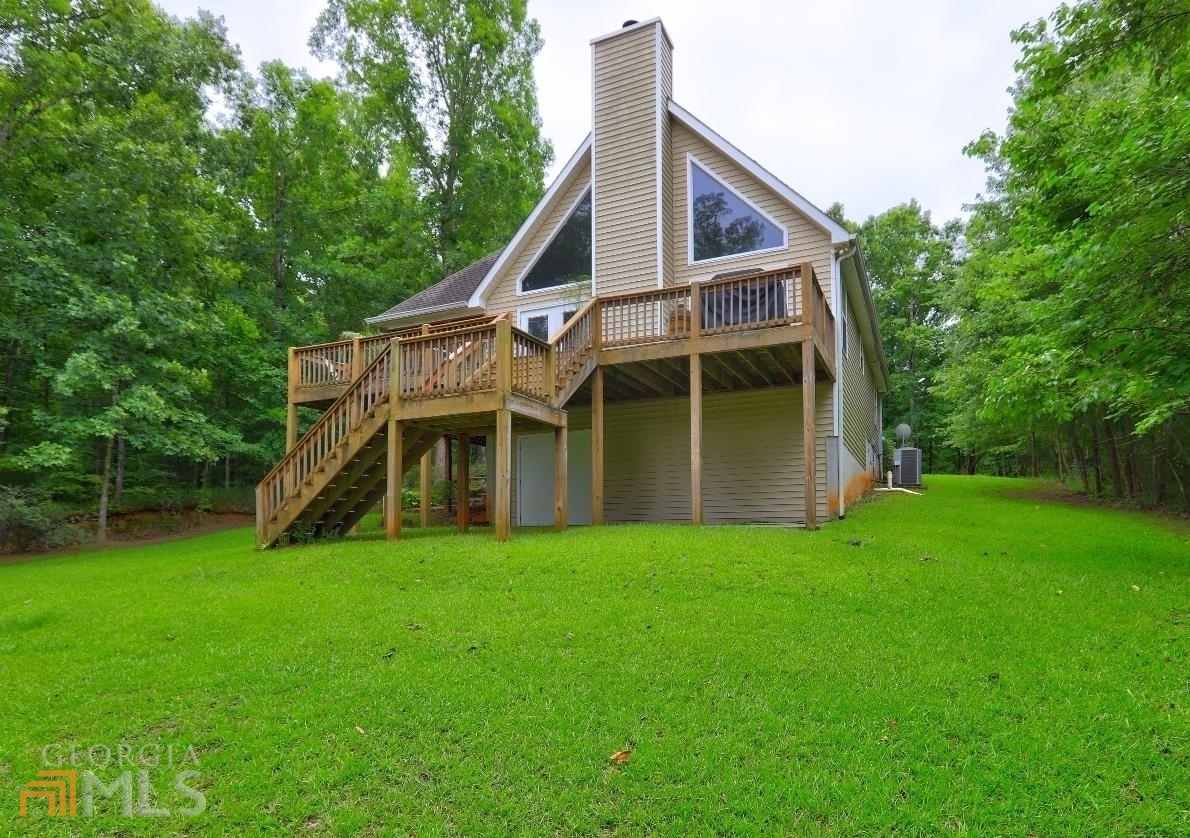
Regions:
[[355, 726, 365, 735], [609, 749, 632, 765]]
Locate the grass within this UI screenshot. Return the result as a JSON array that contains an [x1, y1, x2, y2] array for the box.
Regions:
[[1, 475, 1188, 836]]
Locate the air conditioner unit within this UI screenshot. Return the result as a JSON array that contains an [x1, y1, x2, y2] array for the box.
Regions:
[[893, 447, 922, 485]]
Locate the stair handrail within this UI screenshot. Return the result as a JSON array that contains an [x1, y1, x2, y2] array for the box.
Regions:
[[549, 296, 599, 395], [258, 343, 393, 526]]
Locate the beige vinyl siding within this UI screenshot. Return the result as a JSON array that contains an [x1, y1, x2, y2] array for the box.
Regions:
[[671, 122, 833, 307], [594, 24, 662, 296], [841, 296, 878, 467], [591, 386, 830, 525], [659, 37, 674, 287], [483, 156, 592, 317], [604, 396, 692, 521]]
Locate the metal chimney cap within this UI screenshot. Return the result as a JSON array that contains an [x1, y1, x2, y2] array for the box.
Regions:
[[622, 19, 639, 27]]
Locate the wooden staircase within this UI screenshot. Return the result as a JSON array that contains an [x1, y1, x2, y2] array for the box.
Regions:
[[256, 345, 422, 547]]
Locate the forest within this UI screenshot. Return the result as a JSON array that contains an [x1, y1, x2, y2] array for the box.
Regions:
[[1, 0, 1187, 548]]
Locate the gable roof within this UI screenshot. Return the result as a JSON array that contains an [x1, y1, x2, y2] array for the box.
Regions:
[[365, 250, 503, 329], [466, 134, 593, 309], [668, 101, 854, 247]]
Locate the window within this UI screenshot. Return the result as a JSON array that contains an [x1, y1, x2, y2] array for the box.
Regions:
[[526, 315, 549, 341], [521, 189, 592, 292], [689, 161, 784, 262]]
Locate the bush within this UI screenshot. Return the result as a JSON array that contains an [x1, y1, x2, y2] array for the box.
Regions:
[[0, 485, 88, 553]]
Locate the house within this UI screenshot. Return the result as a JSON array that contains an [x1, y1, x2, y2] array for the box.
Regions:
[[255, 18, 889, 547]]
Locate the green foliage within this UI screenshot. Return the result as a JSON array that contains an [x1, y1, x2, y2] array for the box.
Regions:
[[0, 485, 86, 552], [311, 0, 552, 279], [2, 478, 1188, 832], [858, 201, 961, 468], [938, 0, 1190, 498]]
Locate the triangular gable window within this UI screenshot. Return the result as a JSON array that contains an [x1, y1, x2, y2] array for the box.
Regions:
[[521, 189, 592, 292], [689, 161, 785, 262]]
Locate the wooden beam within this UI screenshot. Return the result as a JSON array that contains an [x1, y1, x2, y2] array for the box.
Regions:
[[554, 425, 568, 531], [615, 361, 675, 397], [386, 418, 403, 540], [457, 433, 470, 532], [802, 337, 817, 531], [286, 347, 299, 452], [505, 393, 568, 428], [444, 433, 453, 515], [732, 349, 772, 387], [690, 352, 703, 525], [758, 345, 796, 386], [697, 354, 734, 390], [419, 450, 431, 527], [592, 366, 604, 525], [494, 408, 512, 541]]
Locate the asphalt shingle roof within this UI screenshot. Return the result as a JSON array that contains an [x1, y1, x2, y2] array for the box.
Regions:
[[367, 250, 503, 325]]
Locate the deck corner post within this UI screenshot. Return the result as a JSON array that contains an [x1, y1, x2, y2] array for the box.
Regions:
[[496, 319, 513, 397], [800, 262, 815, 329], [592, 366, 605, 525], [457, 433, 471, 532], [689, 281, 702, 340], [802, 340, 818, 531], [286, 347, 299, 452], [554, 423, 568, 531], [690, 351, 703, 524], [495, 409, 512, 541], [386, 418, 403, 540]]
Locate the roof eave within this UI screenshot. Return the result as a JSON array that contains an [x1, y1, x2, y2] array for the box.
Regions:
[[364, 302, 482, 331], [467, 133, 594, 309], [668, 101, 852, 246]]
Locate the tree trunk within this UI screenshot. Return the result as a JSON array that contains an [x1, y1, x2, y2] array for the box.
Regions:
[[1055, 427, 1066, 484], [225, 454, 232, 491], [97, 434, 115, 545], [0, 341, 15, 453], [1070, 424, 1091, 495], [1090, 421, 1104, 497], [1104, 420, 1124, 499], [114, 436, 126, 507]]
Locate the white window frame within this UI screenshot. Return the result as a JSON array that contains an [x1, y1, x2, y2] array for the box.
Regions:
[[516, 302, 579, 342], [687, 153, 787, 267], [516, 186, 593, 298]]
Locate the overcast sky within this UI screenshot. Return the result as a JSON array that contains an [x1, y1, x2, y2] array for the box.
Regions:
[[156, 0, 1057, 224]]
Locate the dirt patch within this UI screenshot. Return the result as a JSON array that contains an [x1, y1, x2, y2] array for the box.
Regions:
[[0, 510, 254, 564], [1001, 482, 1190, 531]]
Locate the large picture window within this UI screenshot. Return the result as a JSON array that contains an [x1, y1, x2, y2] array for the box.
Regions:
[[521, 189, 592, 293], [689, 160, 784, 262]]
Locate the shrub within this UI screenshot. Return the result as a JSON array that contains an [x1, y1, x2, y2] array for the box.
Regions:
[[0, 485, 88, 553]]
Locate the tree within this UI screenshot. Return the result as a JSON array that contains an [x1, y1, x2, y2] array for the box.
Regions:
[[0, 0, 245, 539], [941, 0, 1190, 502], [311, 0, 552, 280], [858, 202, 961, 471]]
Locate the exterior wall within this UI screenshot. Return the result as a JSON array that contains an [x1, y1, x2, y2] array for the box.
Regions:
[[659, 39, 674, 287], [483, 156, 592, 319], [840, 294, 881, 506], [670, 121, 834, 307], [592, 21, 672, 296], [509, 385, 832, 526]]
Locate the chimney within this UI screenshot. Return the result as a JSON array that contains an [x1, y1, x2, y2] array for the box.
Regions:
[[591, 18, 674, 293]]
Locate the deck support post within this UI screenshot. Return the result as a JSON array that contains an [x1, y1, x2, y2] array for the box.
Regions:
[[419, 450, 432, 527], [286, 347, 298, 452], [457, 434, 471, 532], [592, 366, 605, 525], [800, 263, 818, 531], [495, 409, 512, 541], [554, 424, 568, 531], [386, 418, 403, 540], [690, 352, 703, 524]]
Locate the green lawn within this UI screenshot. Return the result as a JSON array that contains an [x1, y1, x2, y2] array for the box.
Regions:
[[2, 476, 1188, 836]]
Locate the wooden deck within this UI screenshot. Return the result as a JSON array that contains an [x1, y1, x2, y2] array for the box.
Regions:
[[258, 263, 836, 547]]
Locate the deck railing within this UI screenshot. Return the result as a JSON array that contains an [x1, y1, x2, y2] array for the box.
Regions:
[[511, 330, 551, 401], [260, 345, 393, 527], [285, 264, 836, 411], [396, 324, 499, 399], [601, 286, 692, 347], [551, 297, 598, 396]]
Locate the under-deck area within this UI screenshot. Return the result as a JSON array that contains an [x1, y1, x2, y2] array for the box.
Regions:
[[256, 263, 837, 547]]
